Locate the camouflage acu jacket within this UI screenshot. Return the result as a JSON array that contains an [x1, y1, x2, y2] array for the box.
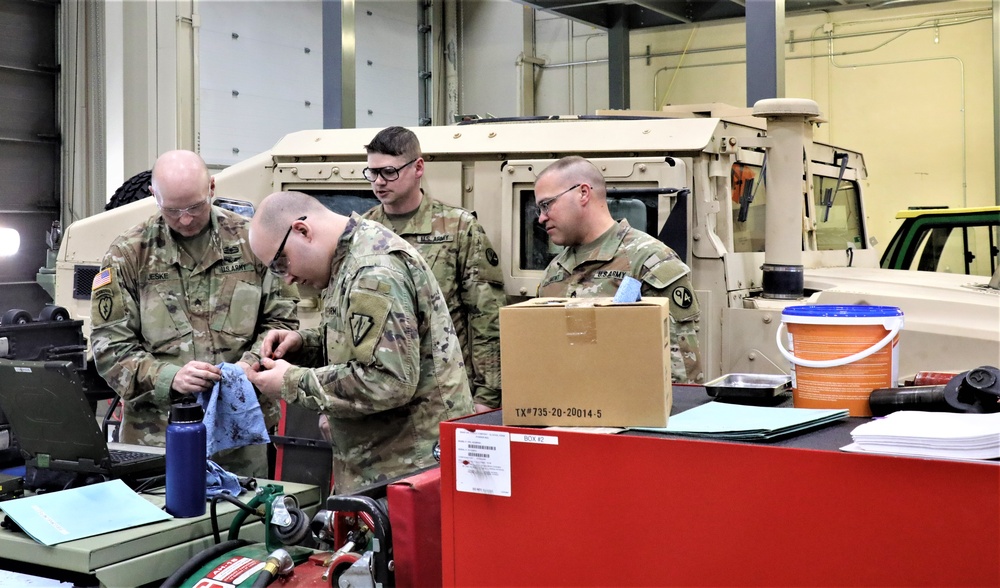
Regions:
[[363, 195, 505, 408], [280, 214, 473, 494], [537, 219, 703, 383], [90, 207, 300, 446]]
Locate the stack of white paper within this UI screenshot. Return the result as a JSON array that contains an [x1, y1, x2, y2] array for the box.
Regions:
[[844, 411, 1000, 460]]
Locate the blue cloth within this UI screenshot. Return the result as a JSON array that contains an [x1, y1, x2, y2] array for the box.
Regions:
[[197, 363, 270, 457], [613, 276, 643, 303], [205, 459, 242, 497]]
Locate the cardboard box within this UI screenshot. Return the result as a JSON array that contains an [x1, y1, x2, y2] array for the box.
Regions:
[[500, 297, 672, 427]]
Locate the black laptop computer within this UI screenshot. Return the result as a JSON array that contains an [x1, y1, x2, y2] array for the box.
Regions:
[[0, 359, 165, 486]]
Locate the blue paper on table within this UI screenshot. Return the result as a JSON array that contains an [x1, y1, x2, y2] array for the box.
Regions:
[[612, 276, 642, 303], [197, 363, 270, 456], [0, 479, 171, 545], [630, 401, 849, 440]]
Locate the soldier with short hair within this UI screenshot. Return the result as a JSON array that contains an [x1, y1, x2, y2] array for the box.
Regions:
[[534, 155, 703, 384], [90, 150, 299, 477], [361, 126, 505, 412], [245, 190, 473, 494]]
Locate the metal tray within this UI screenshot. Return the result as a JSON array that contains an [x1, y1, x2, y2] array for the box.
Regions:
[[704, 373, 792, 399]]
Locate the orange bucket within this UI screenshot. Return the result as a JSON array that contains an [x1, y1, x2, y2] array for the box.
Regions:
[[777, 305, 904, 417]]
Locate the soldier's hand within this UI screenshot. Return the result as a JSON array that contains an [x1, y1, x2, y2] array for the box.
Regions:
[[318, 414, 331, 442], [171, 361, 222, 395], [246, 357, 291, 399], [261, 329, 304, 360]]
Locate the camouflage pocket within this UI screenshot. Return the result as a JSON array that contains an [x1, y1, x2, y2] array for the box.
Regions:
[[139, 284, 194, 350], [215, 279, 261, 339]]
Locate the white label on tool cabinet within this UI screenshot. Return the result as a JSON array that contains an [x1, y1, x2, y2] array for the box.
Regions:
[[510, 433, 559, 445], [455, 428, 511, 497]]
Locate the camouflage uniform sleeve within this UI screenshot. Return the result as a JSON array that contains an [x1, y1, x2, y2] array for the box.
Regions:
[[238, 271, 300, 365], [280, 263, 422, 417], [294, 326, 327, 367], [458, 220, 506, 408], [639, 256, 704, 384], [90, 244, 177, 407]]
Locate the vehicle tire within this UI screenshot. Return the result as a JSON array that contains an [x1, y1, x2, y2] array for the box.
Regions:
[[38, 305, 70, 322], [1, 309, 33, 326], [105, 170, 153, 210]]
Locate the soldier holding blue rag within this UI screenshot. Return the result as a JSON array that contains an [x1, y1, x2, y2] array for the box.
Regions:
[[90, 150, 299, 478]]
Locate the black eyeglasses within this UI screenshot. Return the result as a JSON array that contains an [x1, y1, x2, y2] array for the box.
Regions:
[[269, 216, 307, 276], [362, 158, 417, 182], [536, 184, 581, 216]]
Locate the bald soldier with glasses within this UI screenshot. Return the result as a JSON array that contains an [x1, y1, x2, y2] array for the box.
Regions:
[[90, 149, 299, 478], [244, 191, 473, 494]]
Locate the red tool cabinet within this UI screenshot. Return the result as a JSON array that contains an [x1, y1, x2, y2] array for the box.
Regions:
[[440, 389, 1000, 586]]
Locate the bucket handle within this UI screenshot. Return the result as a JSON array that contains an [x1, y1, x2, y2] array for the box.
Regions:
[[775, 320, 901, 369]]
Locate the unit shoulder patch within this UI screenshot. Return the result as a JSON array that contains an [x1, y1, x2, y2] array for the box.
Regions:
[[347, 289, 392, 365], [671, 285, 694, 309]]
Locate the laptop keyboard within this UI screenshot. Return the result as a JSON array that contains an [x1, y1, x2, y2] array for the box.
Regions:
[[109, 448, 153, 464]]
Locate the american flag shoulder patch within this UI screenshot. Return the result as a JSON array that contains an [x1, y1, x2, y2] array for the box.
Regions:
[[92, 267, 112, 290]]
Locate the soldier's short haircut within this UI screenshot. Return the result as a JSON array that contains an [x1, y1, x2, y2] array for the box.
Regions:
[[364, 126, 422, 160], [256, 191, 328, 235], [537, 155, 606, 196]]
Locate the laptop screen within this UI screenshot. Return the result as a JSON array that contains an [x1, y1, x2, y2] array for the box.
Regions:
[[0, 359, 111, 467]]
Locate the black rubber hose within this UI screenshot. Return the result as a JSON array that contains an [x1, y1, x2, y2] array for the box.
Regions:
[[250, 568, 276, 588], [160, 538, 251, 588], [211, 493, 260, 544]]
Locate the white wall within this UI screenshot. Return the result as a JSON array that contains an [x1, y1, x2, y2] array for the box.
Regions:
[[198, 0, 323, 168], [352, 0, 420, 127], [457, 0, 529, 119]]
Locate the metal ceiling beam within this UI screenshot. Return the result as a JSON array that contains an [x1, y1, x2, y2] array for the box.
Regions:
[[607, 3, 630, 108], [633, 1, 692, 24], [746, 0, 785, 104]]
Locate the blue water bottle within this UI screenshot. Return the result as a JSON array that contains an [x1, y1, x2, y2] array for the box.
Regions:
[[166, 402, 207, 517]]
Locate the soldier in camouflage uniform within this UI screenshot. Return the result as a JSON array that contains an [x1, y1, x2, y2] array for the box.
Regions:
[[245, 191, 473, 495], [90, 150, 299, 478], [534, 156, 703, 383], [361, 126, 505, 411]]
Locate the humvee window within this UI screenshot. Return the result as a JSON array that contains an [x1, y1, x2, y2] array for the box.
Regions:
[[308, 191, 380, 217], [881, 208, 1000, 276], [812, 176, 864, 251], [731, 163, 766, 253], [518, 189, 661, 271], [730, 163, 864, 253]]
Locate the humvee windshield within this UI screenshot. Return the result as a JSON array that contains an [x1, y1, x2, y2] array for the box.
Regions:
[[518, 189, 662, 271], [731, 163, 864, 253]]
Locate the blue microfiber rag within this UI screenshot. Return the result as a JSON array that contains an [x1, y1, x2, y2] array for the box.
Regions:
[[197, 362, 270, 457], [613, 276, 643, 303], [206, 459, 242, 497]]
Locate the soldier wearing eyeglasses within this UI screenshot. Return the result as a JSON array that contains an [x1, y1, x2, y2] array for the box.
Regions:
[[534, 156, 703, 384], [244, 190, 473, 494], [360, 126, 506, 412], [89, 150, 299, 477]]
